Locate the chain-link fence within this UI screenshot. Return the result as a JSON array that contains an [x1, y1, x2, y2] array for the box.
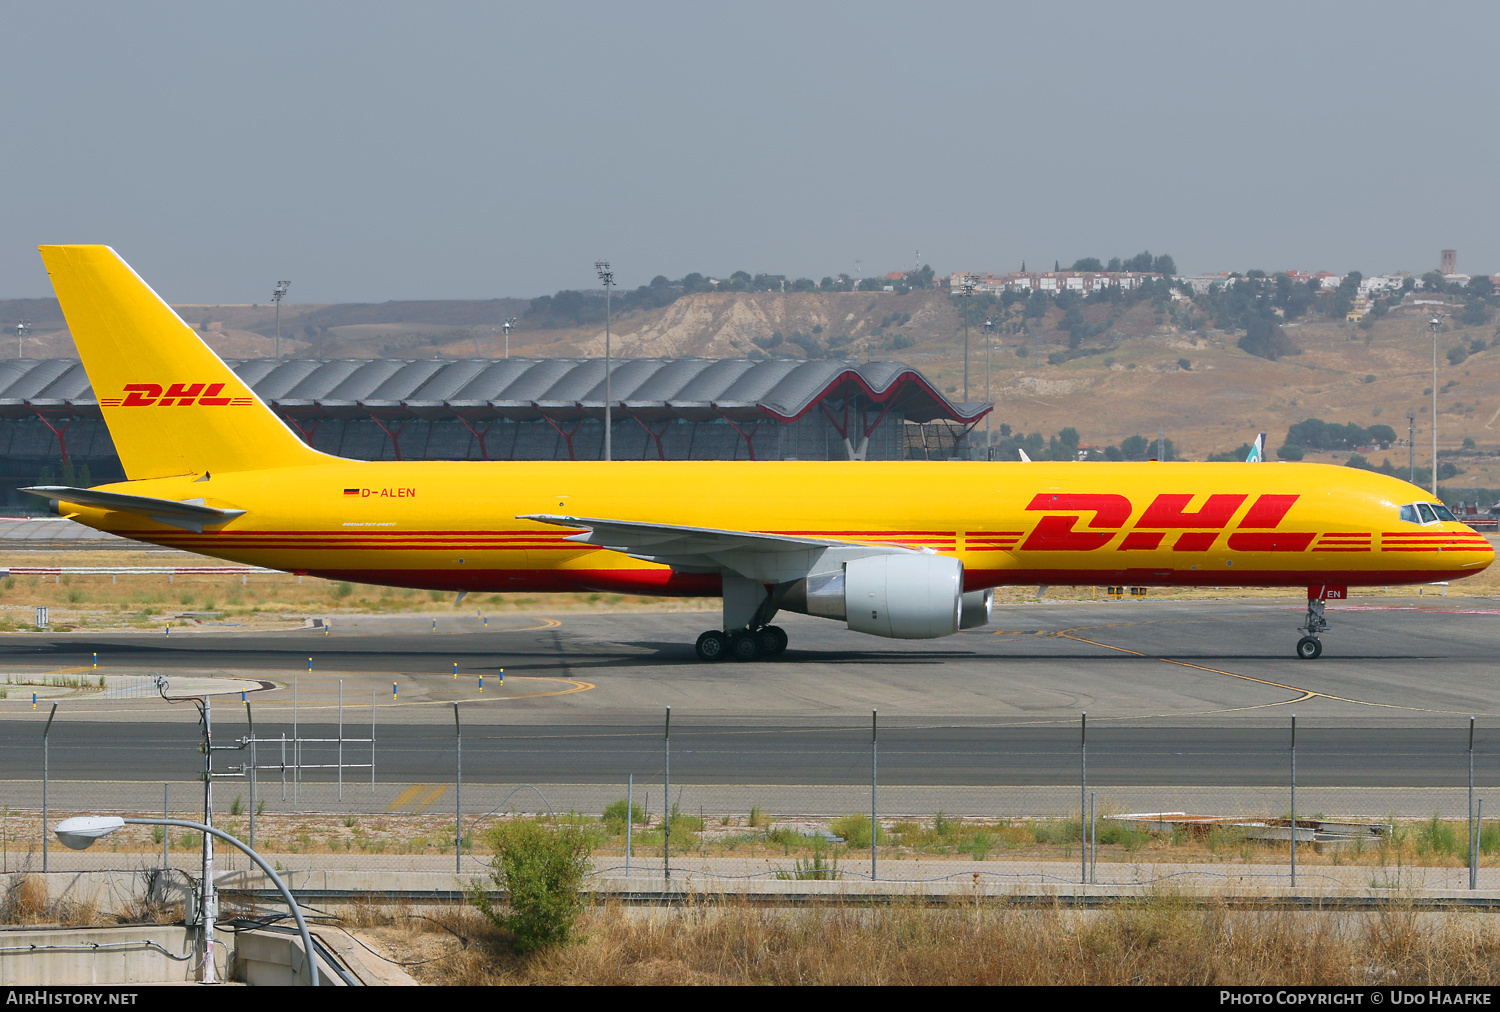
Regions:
[[5, 705, 1500, 892]]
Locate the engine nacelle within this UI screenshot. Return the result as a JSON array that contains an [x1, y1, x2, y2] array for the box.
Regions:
[[777, 554, 965, 640]]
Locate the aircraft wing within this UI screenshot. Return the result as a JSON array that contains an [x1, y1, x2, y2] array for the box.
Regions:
[[23, 486, 246, 533], [518, 513, 912, 582]]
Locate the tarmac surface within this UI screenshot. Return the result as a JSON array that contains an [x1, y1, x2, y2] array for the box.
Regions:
[[0, 597, 1498, 787]]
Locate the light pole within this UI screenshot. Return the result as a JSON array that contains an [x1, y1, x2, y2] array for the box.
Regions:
[[453, 702, 462, 874], [55, 816, 319, 986], [1408, 412, 1417, 484], [15, 319, 30, 359], [1430, 314, 1441, 496], [272, 281, 290, 359], [957, 277, 976, 401], [983, 317, 995, 459], [42, 703, 56, 872], [595, 262, 614, 461], [502, 317, 516, 359]]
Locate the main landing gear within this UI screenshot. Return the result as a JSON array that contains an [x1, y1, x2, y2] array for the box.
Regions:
[[695, 625, 788, 662], [1295, 595, 1330, 660], [695, 574, 789, 662]]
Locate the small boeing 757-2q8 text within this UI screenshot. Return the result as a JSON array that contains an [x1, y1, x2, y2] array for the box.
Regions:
[[27, 246, 1495, 661]]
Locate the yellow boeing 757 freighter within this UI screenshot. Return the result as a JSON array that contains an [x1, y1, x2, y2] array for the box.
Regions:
[[25, 246, 1494, 661]]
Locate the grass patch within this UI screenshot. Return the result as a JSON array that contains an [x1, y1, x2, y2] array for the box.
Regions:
[[828, 814, 887, 848]]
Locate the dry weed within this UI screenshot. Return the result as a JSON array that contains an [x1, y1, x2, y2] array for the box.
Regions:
[[1, 873, 49, 923], [377, 896, 1500, 986]]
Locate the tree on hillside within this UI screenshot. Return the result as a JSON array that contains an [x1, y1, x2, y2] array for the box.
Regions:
[[1238, 317, 1297, 360], [1285, 418, 1377, 451], [1106, 257, 1123, 272], [1062, 306, 1087, 349], [905, 265, 936, 289], [1460, 302, 1492, 327], [1152, 254, 1177, 275], [1208, 443, 1256, 462], [1422, 271, 1445, 291], [1323, 272, 1362, 319], [1272, 272, 1318, 320], [1123, 251, 1155, 272], [1112, 434, 1176, 461], [1047, 427, 1081, 460], [1070, 258, 1104, 272]]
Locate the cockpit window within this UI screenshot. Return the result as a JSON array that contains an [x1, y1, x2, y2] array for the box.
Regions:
[[1400, 502, 1459, 524]]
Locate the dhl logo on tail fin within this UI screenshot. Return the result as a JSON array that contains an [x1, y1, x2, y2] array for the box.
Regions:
[[38, 245, 327, 480], [100, 382, 255, 408]]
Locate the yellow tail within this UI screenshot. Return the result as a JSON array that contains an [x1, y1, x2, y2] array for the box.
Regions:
[[39, 245, 326, 479]]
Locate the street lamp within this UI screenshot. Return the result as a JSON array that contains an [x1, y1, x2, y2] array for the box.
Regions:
[[55, 815, 319, 986], [15, 318, 30, 359], [983, 317, 996, 458], [595, 262, 615, 461], [271, 280, 291, 359], [1429, 315, 1441, 496]]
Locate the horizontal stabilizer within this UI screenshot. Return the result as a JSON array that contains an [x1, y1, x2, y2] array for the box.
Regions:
[[23, 486, 245, 533]]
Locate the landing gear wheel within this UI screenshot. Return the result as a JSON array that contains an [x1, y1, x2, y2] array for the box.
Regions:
[[1295, 636, 1323, 660], [728, 631, 760, 661], [757, 625, 789, 658], [695, 630, 729, 662]]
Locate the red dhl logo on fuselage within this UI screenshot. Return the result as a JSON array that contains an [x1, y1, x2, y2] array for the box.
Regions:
[[98, 383, 254, 407], [1023, 493, 1331, 553]]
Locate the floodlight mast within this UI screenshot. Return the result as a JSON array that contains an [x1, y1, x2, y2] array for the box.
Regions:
[[15, 319, 30, 359], [957, 276, 976, 403], [502, 317, 517, 359], [272, 281, 290, 359], [1408, 412, 1417, 483], [983, 317, 996, 458], [596, 262, 614, 461], [1430, 314, 1441, 496]]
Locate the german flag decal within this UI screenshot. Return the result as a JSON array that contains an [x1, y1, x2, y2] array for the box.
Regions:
[[343, 488, 359, 495]]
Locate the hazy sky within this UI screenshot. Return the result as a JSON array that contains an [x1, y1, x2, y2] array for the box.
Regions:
[[5, 2, 1497, 303]]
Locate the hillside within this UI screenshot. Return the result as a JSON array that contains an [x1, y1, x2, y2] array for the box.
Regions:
[[5, 290, 1498, 497]]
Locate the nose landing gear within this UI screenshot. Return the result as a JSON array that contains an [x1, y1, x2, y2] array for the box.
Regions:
[[1295, 594, 1330, 660]]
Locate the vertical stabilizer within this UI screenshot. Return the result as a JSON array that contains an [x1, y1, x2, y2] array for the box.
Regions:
[[38, 245, 326, 480], [1246, 433, 1267, 463]]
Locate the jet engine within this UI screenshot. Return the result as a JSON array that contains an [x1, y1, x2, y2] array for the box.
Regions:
[[776, 554, 977, 639]]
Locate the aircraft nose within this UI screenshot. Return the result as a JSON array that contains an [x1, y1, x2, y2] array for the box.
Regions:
[[1445, 523, 1495, 575]]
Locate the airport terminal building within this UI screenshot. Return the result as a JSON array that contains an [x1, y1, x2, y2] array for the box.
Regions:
[[0, 357, 989, 507]]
